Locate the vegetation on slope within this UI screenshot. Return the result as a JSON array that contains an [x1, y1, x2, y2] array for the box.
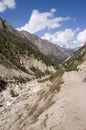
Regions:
[[48, 54, 65, 64], [0, 30, 56, 73], [63, 43, 86, 71]]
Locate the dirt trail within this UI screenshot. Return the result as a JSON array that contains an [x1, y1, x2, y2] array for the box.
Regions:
[[30, 64, 86, 130], [60, 71, 86, 130]]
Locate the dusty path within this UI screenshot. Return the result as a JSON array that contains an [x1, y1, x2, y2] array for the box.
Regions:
[[60, 71, 86, 130], [29, 69, 86, 130]]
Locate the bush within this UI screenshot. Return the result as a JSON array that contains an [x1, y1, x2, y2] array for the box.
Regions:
[[35, 69, 45, 78], [30, 67, 45, 78], [0, 78, 7, 91]]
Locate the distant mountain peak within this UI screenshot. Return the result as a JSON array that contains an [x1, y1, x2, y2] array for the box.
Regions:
[[0, 17, 14, 32]]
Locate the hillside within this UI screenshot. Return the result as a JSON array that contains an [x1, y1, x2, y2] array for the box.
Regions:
[[63, 43, 86, 71], [19, 31, 74, 64], [0, 18, 56, 81]]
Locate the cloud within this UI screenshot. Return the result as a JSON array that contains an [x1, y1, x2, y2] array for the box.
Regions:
[[42, 28, 86, 48], [51, 8, 56, 13], [77, 29, 86, 43], [72, 29, 86, 47], [17, 8, 86, 48], [17, 8, 70, 33], [0, 0, 16, 12], [42, 29, 75, 48]]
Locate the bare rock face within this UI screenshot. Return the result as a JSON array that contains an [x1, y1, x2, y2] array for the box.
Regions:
[[20, 55, 55, 73], [0, 64, 32, 81]]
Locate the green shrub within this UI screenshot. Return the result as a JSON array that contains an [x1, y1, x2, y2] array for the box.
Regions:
[[0, 30, 56, 73], [0, 78, 7, 91]]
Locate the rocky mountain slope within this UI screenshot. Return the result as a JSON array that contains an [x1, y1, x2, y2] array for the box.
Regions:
[[63, 42, 86, 71], [20, 31, 74, 64], [0, 17, 56, 82], [0, 17, 74, 66]]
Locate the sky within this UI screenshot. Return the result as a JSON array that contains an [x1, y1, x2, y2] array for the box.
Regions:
[[0, 0, 86, 48]]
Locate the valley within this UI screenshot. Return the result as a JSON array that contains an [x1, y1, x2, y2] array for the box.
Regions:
[[0, 17, 86, 130]]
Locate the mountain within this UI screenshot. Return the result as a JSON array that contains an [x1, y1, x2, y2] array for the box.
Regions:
[[0, 18, 56, 82], [0, 17, 74, 68], [0, 17, 86, 130], [63, 42, 86, 71], [0, 17, 15, 33], [19, 31, 74, 64]]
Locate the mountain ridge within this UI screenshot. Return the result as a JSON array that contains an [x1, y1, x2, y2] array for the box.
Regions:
[[63, 42, 86, 71], [0, 18, 56, 82], [20, 30, 74, 63], [0, 17, 74, 64]]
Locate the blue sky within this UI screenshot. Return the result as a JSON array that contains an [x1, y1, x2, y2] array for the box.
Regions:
[[0, 0, 86, 48]]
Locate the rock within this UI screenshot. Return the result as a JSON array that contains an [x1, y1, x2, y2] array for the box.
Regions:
[[10, 89, 19, 97], [0, 104, 3, 107], [0, 79, 7, 91], [83, 77, 86, 82]]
